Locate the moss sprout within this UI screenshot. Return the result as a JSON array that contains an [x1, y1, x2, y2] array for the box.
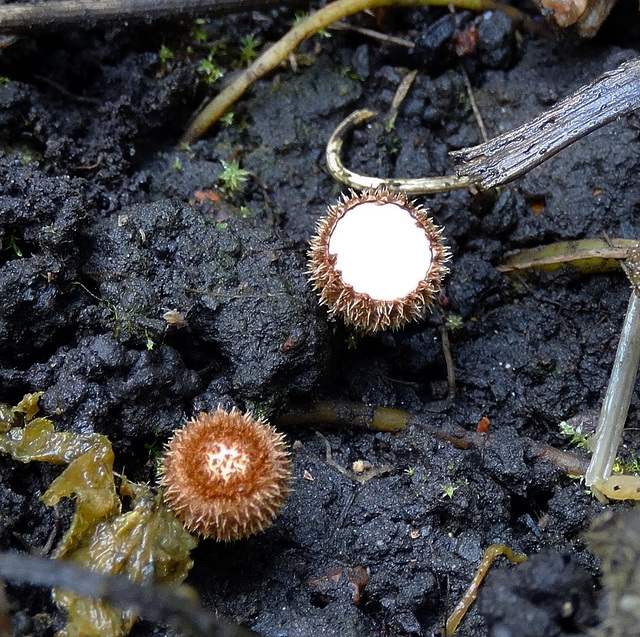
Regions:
[[219, 159, 249, 195]]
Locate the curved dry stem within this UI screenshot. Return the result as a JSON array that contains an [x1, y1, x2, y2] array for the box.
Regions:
[[180, 0, 539, 144], [445, 544, 527, 635], [325, 108, 473, 193]]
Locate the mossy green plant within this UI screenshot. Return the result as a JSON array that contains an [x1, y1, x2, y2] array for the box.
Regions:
[[559, 420, 591, 453], [158, 44, 174, 63], [219, 159, 249, 195], [440, 483, 458, 498], [238, 34, 261, 65], [198, 54, 224, 85]]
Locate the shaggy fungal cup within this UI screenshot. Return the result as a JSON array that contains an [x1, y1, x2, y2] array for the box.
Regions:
[[308, 189, 450, 333], [160, 408, 291, 541]]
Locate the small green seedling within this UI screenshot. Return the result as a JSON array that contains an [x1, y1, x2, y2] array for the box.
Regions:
[[219, 159, 249, 194], [444, 313, 464, 331], [219, 112, 235, 127], [198, 56, 224, 85], [440, 484, 458, 499], [2, 230, 23, 258], [559, 420, 591, 452], [158, 45, 174, 64], [239, 34, 261, 65], [192, 19, 208, 43]]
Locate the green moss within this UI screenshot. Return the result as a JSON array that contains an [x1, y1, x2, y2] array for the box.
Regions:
[[191, 19, 208, 44], [239, 34, 261, 66], [198, 55, 224, 85], [158, 45, 174, 64], [219, 159, 249, 195], [219, 111, 235, 127], [559, 420, 591, 452], [444, 313, 464, 331]]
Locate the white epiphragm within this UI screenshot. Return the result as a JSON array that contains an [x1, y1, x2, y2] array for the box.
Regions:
[[328, 202, 434, 301]]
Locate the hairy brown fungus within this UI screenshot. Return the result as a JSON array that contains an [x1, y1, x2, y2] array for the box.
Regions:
[[308, 189, 450, 333], [160, 408, 291, 541]]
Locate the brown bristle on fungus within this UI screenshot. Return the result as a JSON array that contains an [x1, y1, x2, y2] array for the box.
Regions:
[[308, 189, 451, 333], [160, 408, 291, 541]]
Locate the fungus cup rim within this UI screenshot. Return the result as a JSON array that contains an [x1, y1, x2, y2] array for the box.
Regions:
[[308, 189, 450, 333]]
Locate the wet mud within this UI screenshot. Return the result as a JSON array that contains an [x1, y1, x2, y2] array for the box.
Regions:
[[0, 4, 640, 636]]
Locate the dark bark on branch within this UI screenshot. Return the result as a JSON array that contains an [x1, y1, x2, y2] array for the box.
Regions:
[[451, 56, 640, 190], [0, 552, 259, 637]]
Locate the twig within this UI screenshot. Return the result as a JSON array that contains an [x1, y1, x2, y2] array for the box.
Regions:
[[444, 544, 526, 635], [451, 56, 640, 189], [0, 552, 258, 637], [328, 20, 414, 48], [496, 238, 638, 274], [386, 68, 418, 130], [0, 582, 9, 637], [0, 0, 304, 32], [276, 400, 592, 476], [440, 326, 457, 402], [33, 75, 102, 105], [180, 0, 540, 143], [460, 65, 488, 142], [277, 400, 412, 432], [328, 58, 640, 194]]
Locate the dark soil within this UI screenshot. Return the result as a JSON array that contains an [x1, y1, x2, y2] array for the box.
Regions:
[[1, 2, 640, 636]]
